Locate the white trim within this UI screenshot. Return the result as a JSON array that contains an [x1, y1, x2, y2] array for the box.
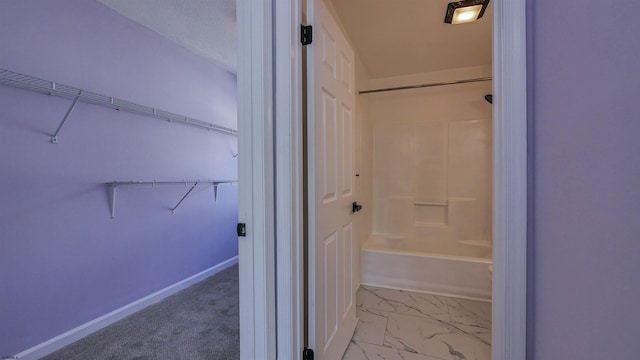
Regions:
[[274, 1, 305, 360], [492, 0, 528, 359], [13, 257, 238, 360], [272, 0, 529, 359], [237, 1, 277, 359]]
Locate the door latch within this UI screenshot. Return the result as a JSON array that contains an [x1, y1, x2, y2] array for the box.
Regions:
[[352, 202, 363, 213]]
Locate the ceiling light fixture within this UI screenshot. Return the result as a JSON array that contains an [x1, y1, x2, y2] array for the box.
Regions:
[[444, 0, 490, 25]]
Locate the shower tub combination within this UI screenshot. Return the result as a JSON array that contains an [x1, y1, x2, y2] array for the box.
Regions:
[[361, 71, 494, 301], [361, 234, 492, 301]]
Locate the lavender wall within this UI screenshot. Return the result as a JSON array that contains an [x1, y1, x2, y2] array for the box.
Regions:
[[529, 1, 640, 358], [0, 1, 238, 355]]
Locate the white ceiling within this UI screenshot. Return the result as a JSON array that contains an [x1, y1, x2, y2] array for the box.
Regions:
[[97, 0, 237, 73], [329, 0, 492, 78], [95, 0, 490, 78]]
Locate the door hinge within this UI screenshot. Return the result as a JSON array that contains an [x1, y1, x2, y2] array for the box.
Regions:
[[303, 348, 314, 360], [237, 223, 246, 237], [301, 25, 313, 45]]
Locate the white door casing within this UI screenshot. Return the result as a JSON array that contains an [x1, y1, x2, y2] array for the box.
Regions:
[[307, 0, 358, 358], [237, 1, 276, 359]]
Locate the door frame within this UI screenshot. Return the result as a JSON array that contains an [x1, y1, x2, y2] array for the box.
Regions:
[[237, 1, 277, 359], [273, 0, 305, 359], [238, 0, 528, 358], [490, 0, 528, 358]]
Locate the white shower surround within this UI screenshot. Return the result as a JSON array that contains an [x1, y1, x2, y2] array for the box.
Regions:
[[361, 66, 493, 300]]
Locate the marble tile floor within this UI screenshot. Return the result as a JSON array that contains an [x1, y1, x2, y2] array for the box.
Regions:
[[342, 285, 491, 360]]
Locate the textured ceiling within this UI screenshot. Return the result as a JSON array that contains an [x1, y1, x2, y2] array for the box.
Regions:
[[97, 0, 237, 73], [329, 0, 492, 78]]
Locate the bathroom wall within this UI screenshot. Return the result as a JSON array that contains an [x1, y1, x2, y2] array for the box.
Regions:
[[0, 0, 238, 355], [367, 66, 492, 258]]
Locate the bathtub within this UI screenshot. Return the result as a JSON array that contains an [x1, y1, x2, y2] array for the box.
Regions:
[[361, 234, 492, 301]]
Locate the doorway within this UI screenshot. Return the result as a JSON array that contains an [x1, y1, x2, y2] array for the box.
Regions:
[[238, 0, 526, 358]]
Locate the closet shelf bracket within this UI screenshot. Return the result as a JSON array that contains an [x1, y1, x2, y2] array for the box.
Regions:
[[109, 183, 117, 219], [51, 90, 83, 144], [171, 181, 199, 214], [106, 180, 237, 219]]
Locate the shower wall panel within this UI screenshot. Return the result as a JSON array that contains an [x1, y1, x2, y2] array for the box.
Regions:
[[368, 71, 492, 257]]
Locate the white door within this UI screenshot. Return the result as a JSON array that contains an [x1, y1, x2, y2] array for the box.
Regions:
[[307, 0, 358, 358]]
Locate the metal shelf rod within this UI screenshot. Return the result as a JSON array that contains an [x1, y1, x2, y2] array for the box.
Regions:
[[414, 202, 449, 206], [0, 68, 238, 140], [359, 76, 492, 95]]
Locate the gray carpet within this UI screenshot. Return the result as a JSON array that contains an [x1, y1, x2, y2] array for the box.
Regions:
[[43, 265, 239, 360]]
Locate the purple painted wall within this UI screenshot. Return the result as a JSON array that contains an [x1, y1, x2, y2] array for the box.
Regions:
[[0, 1, 238, 355], [529, 1, 640, 358]]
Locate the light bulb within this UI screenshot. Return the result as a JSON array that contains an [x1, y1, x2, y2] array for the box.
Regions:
[[452, 5, 483, 24]]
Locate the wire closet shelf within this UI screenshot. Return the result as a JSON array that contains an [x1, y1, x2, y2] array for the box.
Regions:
[[107, 180, 237, 219], [0, 68, 238, 141]]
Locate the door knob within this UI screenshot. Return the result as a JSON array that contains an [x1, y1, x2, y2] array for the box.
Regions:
[[352, 202, 363, 213]]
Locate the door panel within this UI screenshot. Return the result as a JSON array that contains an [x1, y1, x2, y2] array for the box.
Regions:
[[342, 222, 353, 315], [307, 0, 358, 359], [320, 90, 338, 203], [341, 105, 353, 197]]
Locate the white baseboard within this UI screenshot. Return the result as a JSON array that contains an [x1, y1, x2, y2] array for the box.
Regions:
[[12, 256, 238, 360]]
